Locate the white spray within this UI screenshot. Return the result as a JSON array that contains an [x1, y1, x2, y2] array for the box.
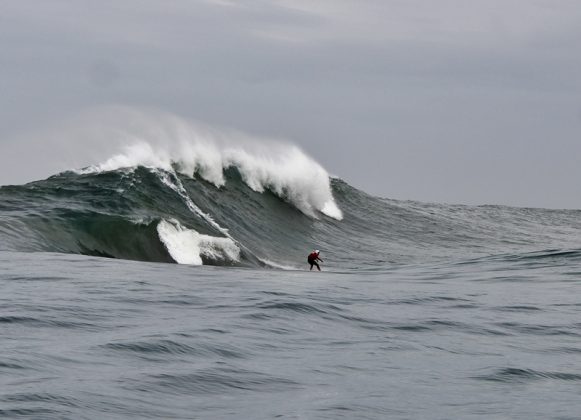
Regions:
[[79, 107, 343, 220], [157, 219, 240, 265]]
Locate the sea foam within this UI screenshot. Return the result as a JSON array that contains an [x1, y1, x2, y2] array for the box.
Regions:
[[157, 219, 240, 265], [80, 109, 342, 220]]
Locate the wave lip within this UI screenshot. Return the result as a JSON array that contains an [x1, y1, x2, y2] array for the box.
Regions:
[[78, 113, 343, 221]]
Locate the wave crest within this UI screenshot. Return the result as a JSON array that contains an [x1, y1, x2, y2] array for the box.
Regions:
[[79, 110, 342, 220]]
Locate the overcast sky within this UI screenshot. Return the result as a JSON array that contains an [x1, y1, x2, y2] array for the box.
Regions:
[[1, 0, 580, 208]]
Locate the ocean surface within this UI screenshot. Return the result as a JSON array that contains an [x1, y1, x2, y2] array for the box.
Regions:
[[2, 141, 581, 419]]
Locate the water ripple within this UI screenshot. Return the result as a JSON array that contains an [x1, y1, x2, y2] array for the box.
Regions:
[[102, 339, 247, 359], [135, 368, 299, 395], [476, 367, 581, 383]]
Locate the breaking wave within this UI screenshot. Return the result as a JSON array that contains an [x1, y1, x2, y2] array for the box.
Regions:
[[157, 219, 240, 265], [76, 110, 342, 220], [1, 110, 581, 269]]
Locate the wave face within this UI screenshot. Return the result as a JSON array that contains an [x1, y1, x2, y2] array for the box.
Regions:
[[2, 121, 581, 268], [2, 159, 581, 269]]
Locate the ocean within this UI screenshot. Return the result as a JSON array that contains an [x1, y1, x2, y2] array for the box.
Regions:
[[2, 143, 581, 419]]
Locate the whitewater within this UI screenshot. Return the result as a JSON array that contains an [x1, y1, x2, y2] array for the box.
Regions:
[[2, 116, 581, 419]]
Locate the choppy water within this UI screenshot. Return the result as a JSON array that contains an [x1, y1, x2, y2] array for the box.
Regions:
[[2, 136, 581, 418], [2, 250, 581, 419]]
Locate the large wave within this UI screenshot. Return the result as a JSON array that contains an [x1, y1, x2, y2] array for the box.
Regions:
[[0, 108, 343, 267], [2, 109, 581, 269]]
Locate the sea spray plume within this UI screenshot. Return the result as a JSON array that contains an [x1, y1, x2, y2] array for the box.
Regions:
[[222, 146, 342, 219], [80, 108, 343, 220]]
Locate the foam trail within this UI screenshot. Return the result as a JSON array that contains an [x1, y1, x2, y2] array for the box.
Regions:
[[157, 219, 240, 265], [78, 110, 342, 220], [153, 168, 231, 236], [257, 258, 300, 271]]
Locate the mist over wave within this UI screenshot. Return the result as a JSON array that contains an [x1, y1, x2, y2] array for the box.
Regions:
[[76, 107, 343, 220]]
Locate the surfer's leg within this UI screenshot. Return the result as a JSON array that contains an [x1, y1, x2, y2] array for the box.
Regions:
[[315, 262, 320, 271]]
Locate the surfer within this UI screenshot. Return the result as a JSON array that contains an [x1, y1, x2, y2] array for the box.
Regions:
[[307, 250, 323, 271]]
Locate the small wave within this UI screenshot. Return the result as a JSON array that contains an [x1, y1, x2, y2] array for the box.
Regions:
[[465, 249, 581, 266], [257, 300, 345, 315], [137, 368, 299, 395], [550, 347, 581, 354], [102, 339, 246, 359], [0, 361, 28, 370], [476, 367, 581, 383], [2, 393, 79, 407], [514, 249, 581, 261], [0, 315, 99, 330], [360, 319, 509, 336], [495, 322, 581, 337], [493, 305, 542, 312], [103, 340, 200, 356], [390, 296, 471, 305], [0, 408, 63, 417]]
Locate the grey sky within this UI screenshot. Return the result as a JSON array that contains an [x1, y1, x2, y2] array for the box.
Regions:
[[1, 0, 580, 208]]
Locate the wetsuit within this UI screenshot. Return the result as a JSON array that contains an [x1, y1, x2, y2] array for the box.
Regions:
[[307, 252, 323, 271]]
